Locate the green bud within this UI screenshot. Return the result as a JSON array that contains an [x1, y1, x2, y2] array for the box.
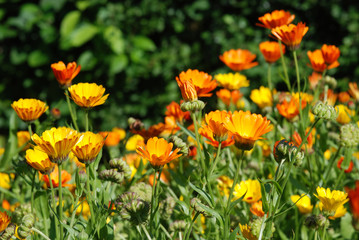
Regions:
[[340, 123, 359, 147], [22, 214, 35, 228], [99, 169, 124, 184], [169, 136, 189, 156], [273, 139, 297, 163], [317, 214, 329, 229], [322, 76, 337, 89], [312, 101, 338, 120], [180, 100, 205, 112], [159, 196, 176, 220], [169, 220, 186, 232], [12, 203, 32, 225], [250, 217, 275, 238], [305, 215, 319, 229], [109, 158, 132, 179], [293, 150, 305, 166], [0, 223, 16, 240], [17, 225, 32, 239], [190, 198, 211, 217], [115, 192, 150, 225], [129, 182, 152, 202]]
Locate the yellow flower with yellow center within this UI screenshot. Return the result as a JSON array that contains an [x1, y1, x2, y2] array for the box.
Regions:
[[25, 147, 55, 174], [336, 104, 354, 124], [11, 98, 48, 122], [215, 73, 249, 90], [319, 202, 346, 220], [68, 82, 109, 108], [0, 211, 11, 232], [0, 173, 11, 189], [314, 187, 349, 214], [32, 127, 81, 164], [233, 179, 261, 203], [72, 131, 105, 165], [17, 131, 31, 150], [239, 224, 257, 240], [126, 134, 144, 151], [290, 194, 313, 214], [250, 86, 273, 109]]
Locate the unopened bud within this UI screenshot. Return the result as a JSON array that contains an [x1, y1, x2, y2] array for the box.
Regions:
[[169, 136, 189, 156], [273, 139, 297, 163], [115, 192, 150, 225], [12, 203, 31, 225], [22, 214, 35, 228], [169, 220, 186, 232], [317, 214, 330, 229], [340, 124, 359, 147], [129, 182, 152, 202], [51, 108, 61, 119], [322, 76, 337, 89], [99, 169, 124, 184], [0, 223, 16, 240], [159, 196, 176, 220], [250, 217, 275, 238], [190, 198, 211, 217], [348, 101, 355, 110], [180, 100, 205, 112], [312, 101, 338, 120], [128, 117, 144, 131], [109, 158, 132, 179], [305, 215, 319, 229]]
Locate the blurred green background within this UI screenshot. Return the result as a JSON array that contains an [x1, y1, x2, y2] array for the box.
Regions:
[[1, 0, 358, 133]]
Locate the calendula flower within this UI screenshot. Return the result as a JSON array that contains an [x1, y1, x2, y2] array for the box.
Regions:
[[292, 92, 313, 104], [51, 61, 81, 88], [0, 211, 11, 232], [345, 181, 359, 220], [17, 131, 30, 150], [233, 179, 262, 203], [75, 200, 91, 220], [239, 224, 257, 240], [177, 80, 198, 101], [112, 127, 126, 140], [41, 165, 72, 188], [292, 129, 315, 152], [337, 156, 354, 173], [257, 10, 295, 29], [271, 22, 309, 50], [25, 147, 55, 174], [68, 83, 109, 108], [131, 123, 166, 142], [11, 98, 48, 122], [203, 110, 231, 142], [176, 69, 217, 97], [307, 49, 339, 72], [250, 86, 273, 109], [99, 131, 122, 147], [126, 134, 145, 151], [216, 89, 243, 107], [217, 176, 233, 197], [259, 41, 285, 63], [314, 187, 349, 214], [215, 73, 249, 90], [348, 82, 359, 101], [327, 204, 347, 220], [336, 104, 354, 124], [277, 97, 306, 121], [199, 126, 234, 148], [250, 201, 265, 217], [0, 173, 11, 189], [291, 194, 313, 214], [165, 101, 190, 124], [321, 44, 340, 65], [72, 132, 105, 165], [32, 127, 81, 164], [224, 111, 272, 150], [136, 137, 182, 169], [338, 92, 350, 103], [219, 49, 258, 71], [308, 72, 322, 90]]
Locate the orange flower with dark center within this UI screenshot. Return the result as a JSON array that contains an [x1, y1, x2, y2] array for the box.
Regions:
[[292, 130, 314, 152], [165, 101, 190, 123], [51, 61, 81, 88], [277, 97, 306, 121], [321, 44, 340, 65], [11, 98, 49, 122], [308, 72, 322, 90], [259, 41, 286, 63], [220, 49, 258, 71], [41, 165, 72, 188], [345, 181, 359, 220], [250, 201, 265, 217], [307, 49, 339, 72], [176, 69, 217, 98], [338, 92, 350, 103], [271, 22, 309, 50], [131, 123, 166, 142], [136, 137, 182, 169], [216, 89, 242, 106], [0, 211, 11, 232], [223, 110, 272, 150], [337, 156, 354, 173], [257, 10, 295, 29], [348, 82, 359, 101]]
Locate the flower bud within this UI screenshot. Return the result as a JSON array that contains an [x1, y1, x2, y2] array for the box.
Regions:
[[273, 139, 296, 163], [317, 214, 329, 229], [305, 215, 319, 229], [250, 217, 275, 238], [79, 170, 87, 185], [115, 192, 150, 225], [129, 182, 152, 202], [348, 100, 355, 110], [190, 198, 211, 217], [169, 136, 189, 156], [169, 220, 186, 232], [98, 169, 124, 184], [12, 203, 32, 225], [312, 101, 338, 120], [159, 196, 176, 220], [180, 100, 205, 112], [51, 108, 61, 119], [322, 76, 337, 89], [109, 158, 132, 180], [293, 150, 305, 166], [22, 214, 35, 228], [17, 225, 32, 239], [340, 124, 359, 147], [128, 117, 144, 131], [1, 223, 16, 240]]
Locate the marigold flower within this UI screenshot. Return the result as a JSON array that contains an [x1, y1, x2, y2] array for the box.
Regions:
[[72, 132, 105, 165], [112, 127, 126, 140], [338, 92, 350, 103], [11, 98, 48, 122], [239, 224, 257, 240], [203, 110, 231, 142], [321, 44, 340, 65], [224, 110, 272, 150], [292, 129, 314, 152], [216, 89, 242, 107], [259, 41, 285, 63], [32, 127, 81, 164], [99, 131, 121, 147], [217, 176, 233, 197], [75, 200, 91, 220], [314, 187, 349, 214], [250, 201, 265, 217], [307, 49, 339, 72], [0, 173, 11, 189], [308, 72, 322, 90], [345, 181, 359, 220], [215, 73, 249, 90], [25, 147, 55, 174], [126, 134, 145, 151], [291, 194, 313, 214], [136, 137, 182, 169], [51, 61, 81, 88], [337, 156, 354, 173], [165, 101, 190, 123], [17, 131, 30, 150], [199, 126, 234, 148], [257, 10, 295, 29], [348, 82, 359, 101], [277, 97, 306, 121], [233, 179, 262, 203], [327, 204, 347, 220], [219, 49, 258, 71], [336, 104, 354, 124], [176, 69, 217, 98], [271, 22, 309, 50], [68, 83, 109, 108], [131, 123, 166, 142], [250, 86, 273, 109], [41, 165, 72, 188], [0, 211, 11, 232]]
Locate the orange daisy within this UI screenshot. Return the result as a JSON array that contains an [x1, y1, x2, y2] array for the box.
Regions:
[[99, 131, 122, 147], [257, 10, 295, 29], [277, 97, 306, 121], [250, 201, 265, 217], [271, 22, 309, 50], [259, 41, 286, 63], [216, 89, 242, 106], [198, 127, 234, 148], [338, 92, 350, 103], [51, 61, 81, 88], [0, 211, 11, 232], [292, 129, 314, 152], [11, 98, 48, 122], [165, 101, 190, 124], [41, 165, 72, 188], [219, 49, 258, 71], [307, 49, 339, 72], [321, 44, 340, 65], [308, 72, 322, 90]]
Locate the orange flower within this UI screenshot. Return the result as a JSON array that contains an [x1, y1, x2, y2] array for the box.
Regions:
[[321, 44, 340, 65], [68, 83, 109, 108], [224, 111, 272, 150], [338, 92, 350, 103], [199, 127, 234, 148], [72, 132, 105, 164], [219, 49, 258, 71], [307, 49, 339, 72], [348, 82, 359, 101], [292, 129, 314, 152], [176, 69, 217, 98], [0, 211, 11, 232], [131, 123, 166, 142], [271, 22, 309, 50], [99, 131, 121, 147], [41, 165, 72, 188], [17, 131, 31, 150], [216, 89, 242, 106], [51, 61, 81, 88], [250, 201, 265, 217], [165, 101, 190, 123], [136, 137, 182, 169], [259, 41, 285, 63], [308, 72, 322, 90], [320, 89, 337, 106], [345, 181, 359, 220], [337, 156, 354, 173], [11, 98, 48, 122], [257, 10, 295, 29], [277, 97, 306, 121]]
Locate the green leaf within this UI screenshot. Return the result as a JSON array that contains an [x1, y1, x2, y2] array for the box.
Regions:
[[104, 26, 125, 54], [188, 182, 213, 207], [229, 226, 239, 240], [28, 50, 49, 67], [78, 51, 97, 71], [132, 36, 156, 51], [60, 11, 81, 38], [341, 147, 353, 170], [258, 179, 269, 213], [340, 213, 354, 239], [34, 190, 50, 223], [196, 201, 224, 227], [65, 23, 98, 48], [0, 112, 18, 170], [109, 54, 128, 75]]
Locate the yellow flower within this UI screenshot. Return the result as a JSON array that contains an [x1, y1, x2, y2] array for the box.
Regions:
[[0, 148, 4, 157], [250, 86, 273, 109], [0, 211, 11, 232], [290, 194, 313, 214], [112, 127, 126, 140], [11, 98, 48, 122], [217, 176, 233, 197], [318, 202, 347, 220], [314, 187, 349, 214], [68, 83, 109, 108], [126, 134, 144, 151], [136, 137, 182, 169], [239, 224, 257, 240], [25, 147, 55, 174], [0, 173, 11, 189], [75, 200, 91, 220], [336, 104, 354, 124], [233, 179, 261, 203], [215, 73, 249, 90], [292, 92, 313, 104], [17, 131, 31, 150], [72, 132, 104, 165], [32, 127, 81, 164]]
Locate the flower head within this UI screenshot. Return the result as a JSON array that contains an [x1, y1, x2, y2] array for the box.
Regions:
[[338, 92, 350, 103], [257, 10, 295, 29], [277, 97, 306, 121], [321, 44, 340, 65], [136, 137, 182, 169], [345, 181, 359, 220], [0, 173, 11, 189], [68, 83, 109, 108], [307, 49, 339, 72], [259, 41, 286, 63], [99, 131, 121, 147], [41, 165, 72, 188], [131, 123, 166, 142], [25, 147, 55, 174], [239, 224, 257, 240], [51, 61, 81, 88], [233, 179, 262, 203], [219, 49, 258, 71], [32, 127, 81, 164], [17, 131, 31, 150], [336, 104, 354, 124], [348, 82, 359, 101], [215, 73, 249, 90], [11, 98, 48, 122], [250, 86, 273, 109], [0, 211, 11, 232], [203, 110, 231, 142], [308, 72, 322, 90], [291, 194, 313, 214], [271, 22, 309, 50], [72, 132, 105, 165], [292, 129, 315, 152], [216, 89, 243, 107], [250, 201, 265, 217], [314, 187, 349, 214], [224, 111, 272, 150], [165, 101, 190, 124]]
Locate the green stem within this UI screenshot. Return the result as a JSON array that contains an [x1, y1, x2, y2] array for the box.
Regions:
[[86, 165, 95, 227], [334, 170, 345, 189], [48, 173, 59, 240], [149, 169, 157, 233], [297, 118, 321, 152], [323, 85, 329, 103], [28, 123, 33, 137], [267, 63, 273, 91], [293, 50, 304, 131], [278, 40, 291, 92], [321, 227, 326, 240], [140, 224, 153, 240], [322, 146, 342, 186], [30, 170, 36, 213], [208, 142, 222, 178], [85, 109, 89, 132], [184, 212, 200, 240], [31, 227, 51, 240], [58, 164, 64, 239], [190, 112, 206, 174], [65, 89, 79, 131], [149, 168, 163, 234]]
